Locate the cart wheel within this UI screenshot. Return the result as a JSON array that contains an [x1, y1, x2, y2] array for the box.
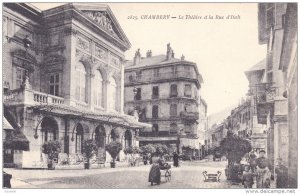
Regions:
[[165, 171, 171, 182]]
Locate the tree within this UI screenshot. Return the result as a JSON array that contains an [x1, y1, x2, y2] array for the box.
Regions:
[[139, 144, 156, 155], [82, 139, 98, 169], [123, 145, 140, 155], [154, 144, 169, 156], [105, 141, 123, 167], [220, 131, 252, 181], [42, 140, 62, 169], [220, 131, 252, 165]]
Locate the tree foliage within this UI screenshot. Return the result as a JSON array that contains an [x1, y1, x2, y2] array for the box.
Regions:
[[123, 145, 140, 155], [42, 140, 62, 161], [139, 144, 156, 155], [154, 144, 169, 156], [220, 131, 252, 164], [105, 141, 123, 162], [82, 139, 98, 160]]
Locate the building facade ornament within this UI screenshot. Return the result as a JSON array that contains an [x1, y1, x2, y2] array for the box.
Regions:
[[83, 11, 117, 37]]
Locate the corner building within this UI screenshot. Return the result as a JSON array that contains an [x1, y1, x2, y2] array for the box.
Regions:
[[3, 3, 149, 168], [124, 45, 206, 156]]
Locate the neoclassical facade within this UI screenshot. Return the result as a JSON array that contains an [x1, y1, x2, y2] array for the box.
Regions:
[[3, 3, 149, 168], [124, 44, 206, 157]]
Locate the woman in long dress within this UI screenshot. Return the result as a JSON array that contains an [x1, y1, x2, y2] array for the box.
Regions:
[[173, 152, 179, 167], [148, 153, 161, 185]]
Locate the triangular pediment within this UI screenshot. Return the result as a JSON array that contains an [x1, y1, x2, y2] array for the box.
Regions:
[[71, 4, 130, 49], [82, 10, 120, 38]]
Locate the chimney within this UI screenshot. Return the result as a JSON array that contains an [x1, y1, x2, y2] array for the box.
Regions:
[[146, 50, 152, 58], [181, 54, 185, 61], [133, 48, 141, 65], [166, 43, 174, 60]]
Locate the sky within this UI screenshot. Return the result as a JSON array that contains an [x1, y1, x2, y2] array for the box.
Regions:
[[32, 3, 267, 116]]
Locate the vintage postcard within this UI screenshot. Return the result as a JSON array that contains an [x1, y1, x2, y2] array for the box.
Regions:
[[2, 2, 298, 191]]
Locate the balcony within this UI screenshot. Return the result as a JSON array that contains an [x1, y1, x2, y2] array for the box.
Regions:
[[180, 111, 199, 121], [4, 88, 64, 106], [126, 71, 200, 86], [137, 131, 178, 142], [254, 82, 278, 124]]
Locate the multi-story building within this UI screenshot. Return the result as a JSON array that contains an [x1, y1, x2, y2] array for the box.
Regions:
[[244, 59, 268, 153], [124, 44, 206, 157], [258, 3, 297, 187], [205, 123, 227, 151], [3, 3, 149, 168]]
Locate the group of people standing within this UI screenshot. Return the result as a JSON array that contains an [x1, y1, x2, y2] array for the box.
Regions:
[[242, 150, 271, 188], [243, 149, 288, 188]]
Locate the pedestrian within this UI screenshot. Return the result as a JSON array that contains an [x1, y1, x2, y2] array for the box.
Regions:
[[249, 150, 257, 173], [148, 153, 161, 186], [242, 165, 254, 188], [275, 158, 288, 188], [173, 152, 179, 167], [256, 150, 271, 188]]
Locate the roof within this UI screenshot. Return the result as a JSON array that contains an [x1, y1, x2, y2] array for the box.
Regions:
[[125, 55, 196, 70], [246, 58, 266, 72], [30, 104, 151, 129]]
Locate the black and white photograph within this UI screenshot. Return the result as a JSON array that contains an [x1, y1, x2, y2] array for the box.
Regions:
[[1, 1, 298, 191]]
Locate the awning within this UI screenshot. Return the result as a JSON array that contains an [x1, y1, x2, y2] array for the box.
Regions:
[[3, 112, 29, 151], [4, 130, 30, 151], [3, 117, 15, 131]]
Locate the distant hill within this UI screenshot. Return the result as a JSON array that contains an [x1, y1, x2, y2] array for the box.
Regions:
[[208, 104, 237, 128]]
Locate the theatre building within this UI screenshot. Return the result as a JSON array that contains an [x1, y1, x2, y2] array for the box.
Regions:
[[3, 3, 149, 168]]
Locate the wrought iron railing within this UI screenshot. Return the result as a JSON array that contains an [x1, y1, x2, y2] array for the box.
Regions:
[[126, 71, 198, 83]]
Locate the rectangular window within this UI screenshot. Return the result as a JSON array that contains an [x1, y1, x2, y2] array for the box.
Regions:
[[184, 66, 190, 72], [49, 74, 60, 96], [154, 68, 159, 77], [152, 106, 159, 119], [152, 86, 159, 99], [136, 71, 142, 80], [170, 104, 177, 116], [171, 66, 177, 75], [16, 67, 28, 89], [184, 84, 192, 97], [170, 84, 178, 97], [134, 88, 142, 100], [76, 135, 82, 153]]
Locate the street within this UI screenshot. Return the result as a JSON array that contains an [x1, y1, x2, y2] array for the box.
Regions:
[[5, 160, 245, 189]]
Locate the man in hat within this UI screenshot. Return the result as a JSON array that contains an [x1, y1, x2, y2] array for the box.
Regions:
[[256, 150, 271, 188]]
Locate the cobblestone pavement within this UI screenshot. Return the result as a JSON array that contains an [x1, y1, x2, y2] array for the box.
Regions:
[[5, 160, 253, 189]]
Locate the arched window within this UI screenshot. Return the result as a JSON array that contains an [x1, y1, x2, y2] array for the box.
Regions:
[[75, 124, 84, 153], [75, 62, 87, 102], [41, 117, 58, 144], [95, 126, 106, 148], [94, 70, 103, 107], [124, 130, 132, 148], [108, 77, 117, 110]]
